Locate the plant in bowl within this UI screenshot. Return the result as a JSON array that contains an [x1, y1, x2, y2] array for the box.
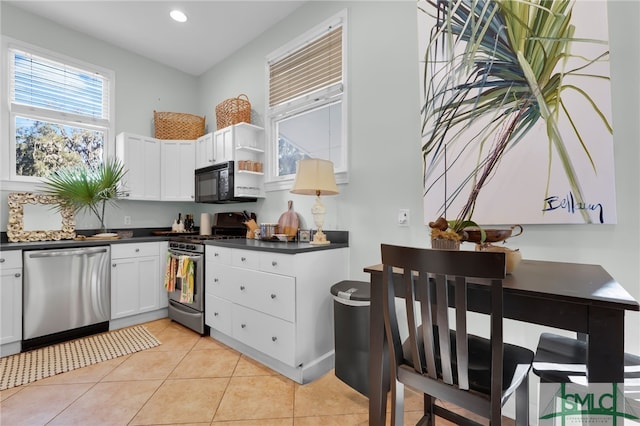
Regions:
[[40, 158, 127, 234]]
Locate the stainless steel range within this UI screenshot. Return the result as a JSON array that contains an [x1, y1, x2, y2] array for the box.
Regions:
[[166, 212, 252, 334]]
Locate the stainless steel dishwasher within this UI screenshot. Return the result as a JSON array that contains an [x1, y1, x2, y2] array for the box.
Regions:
[[22, 246, 111, 351]]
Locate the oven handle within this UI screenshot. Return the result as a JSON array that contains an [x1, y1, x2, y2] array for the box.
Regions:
[[168, 251, 202, 261]]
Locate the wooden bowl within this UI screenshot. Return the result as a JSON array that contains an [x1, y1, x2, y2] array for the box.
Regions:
[[463, 225, 523, 243]]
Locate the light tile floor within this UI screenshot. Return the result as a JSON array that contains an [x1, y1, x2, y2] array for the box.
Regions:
[[0, 319, 513, 425]]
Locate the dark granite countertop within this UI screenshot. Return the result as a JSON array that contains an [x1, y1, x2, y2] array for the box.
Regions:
[[205, 231, 349, 254], [0, 229, 349, 253]]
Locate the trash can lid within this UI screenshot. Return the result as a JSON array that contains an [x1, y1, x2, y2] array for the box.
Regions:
[[330, 280, 370, 302]]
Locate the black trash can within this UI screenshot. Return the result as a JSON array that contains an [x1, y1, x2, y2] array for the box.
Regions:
[[331, 280, 372, 396]]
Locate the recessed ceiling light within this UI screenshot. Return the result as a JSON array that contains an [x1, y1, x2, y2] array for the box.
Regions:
[[170, 10, 187, 23]]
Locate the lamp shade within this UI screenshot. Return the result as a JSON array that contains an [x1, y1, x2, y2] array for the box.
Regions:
[[290, 158, 339, 196]]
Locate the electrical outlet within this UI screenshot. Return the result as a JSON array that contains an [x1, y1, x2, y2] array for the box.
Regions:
[[397, 209, 410, 227], [124, 216, 131, 225]]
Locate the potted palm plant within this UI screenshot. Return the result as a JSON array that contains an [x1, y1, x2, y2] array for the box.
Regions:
[[421, 0, 611, 245], [41, 158, 127, 234]]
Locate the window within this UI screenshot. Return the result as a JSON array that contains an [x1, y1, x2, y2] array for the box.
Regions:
[[3, 39, 114, 184], [265, 10, 347, 191]]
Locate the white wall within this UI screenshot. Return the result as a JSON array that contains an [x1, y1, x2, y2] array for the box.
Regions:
[[1, 0, 638, 391]]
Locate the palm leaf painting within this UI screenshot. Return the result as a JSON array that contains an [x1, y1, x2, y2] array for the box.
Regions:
[[420, 0, 614, 228]]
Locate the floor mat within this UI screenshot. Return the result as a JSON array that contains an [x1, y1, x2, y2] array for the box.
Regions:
[[0, 326, 161, 390]]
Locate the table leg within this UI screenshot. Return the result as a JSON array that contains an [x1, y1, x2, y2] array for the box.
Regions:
[[587, 306, 624, 383], [369, 273, 387, 426]]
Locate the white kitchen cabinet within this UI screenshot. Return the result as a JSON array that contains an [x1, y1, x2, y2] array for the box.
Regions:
[[161, 140, 196, 201], [116, 132, 161, 200], [205, 245, 348, 383], [0, 250, 22, 349], [212, 127, 234, 164], [110, 242, 161, 319], [195, 133, 215, 169], [228, 123, 265, 198]]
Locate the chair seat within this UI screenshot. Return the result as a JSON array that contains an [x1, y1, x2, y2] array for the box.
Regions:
[[533, 333, 640, 383], [404, 326, 534, 395]]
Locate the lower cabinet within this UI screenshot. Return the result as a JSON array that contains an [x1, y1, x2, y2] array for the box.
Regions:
[[0, 250, 22, 349], [110, 242, 161, 320], [205, 245, 348, 383]]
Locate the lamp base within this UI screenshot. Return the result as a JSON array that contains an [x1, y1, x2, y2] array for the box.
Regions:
[[310, 229, 330, 245]]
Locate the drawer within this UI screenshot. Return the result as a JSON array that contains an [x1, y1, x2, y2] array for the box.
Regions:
[[233, 304, 295, 366], [233, 268, 295, 322], [206, 246, 231, 265], [111, 242, 159, 259], [205, 294, 232, 335], [0, 251, 22, 270], [206, 264, 235, 299], [232, 249, 259, 270], [259, 252, 294, 276]]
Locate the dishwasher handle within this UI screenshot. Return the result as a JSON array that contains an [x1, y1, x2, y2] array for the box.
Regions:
[[27, 247, 109, 258]]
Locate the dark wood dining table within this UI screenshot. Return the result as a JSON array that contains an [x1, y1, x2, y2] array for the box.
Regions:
[[365, 259, 640, 426]]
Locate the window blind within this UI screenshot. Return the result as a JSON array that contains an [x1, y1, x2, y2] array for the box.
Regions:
[[10, 49, 109, 120], [269, 25, 342, 107]]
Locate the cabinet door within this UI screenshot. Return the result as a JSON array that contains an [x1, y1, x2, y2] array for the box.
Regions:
[[111, 258, 139, 319], [116, 133, 161, 200], [195, 133, 214, 169], [138, 256, 160, 313], [213, 127, 233, 164], [0, 269, 22, 344], [161, 140, 195, 201]]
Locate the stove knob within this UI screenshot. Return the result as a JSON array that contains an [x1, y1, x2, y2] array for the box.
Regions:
[[187, 244, 196, 251]]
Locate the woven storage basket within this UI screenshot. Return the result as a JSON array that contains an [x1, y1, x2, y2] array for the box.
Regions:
[[153, 111, 205, 140], [215, 94, 251, 130]]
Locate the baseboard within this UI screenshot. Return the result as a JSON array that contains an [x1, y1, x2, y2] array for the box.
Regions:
[[109, 309, 168, 331], [210, 329, 334, 384]]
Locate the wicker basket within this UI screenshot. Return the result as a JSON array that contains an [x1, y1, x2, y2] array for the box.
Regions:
[[215, 94, 251, 130], [153, 111, 205, 140]]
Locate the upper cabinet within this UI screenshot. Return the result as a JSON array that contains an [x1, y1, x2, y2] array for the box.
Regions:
[[116, 133, 161, 200], [195, 133, 214, 170], [231, 124, 265, 199], [116, 125, 263, 202], [116, 133, 195, 202], [161, 140, 195, 202]]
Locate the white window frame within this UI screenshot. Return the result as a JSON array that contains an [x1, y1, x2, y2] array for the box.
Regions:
[[264, 10, 348, 192], [1, 37, 116, 191]]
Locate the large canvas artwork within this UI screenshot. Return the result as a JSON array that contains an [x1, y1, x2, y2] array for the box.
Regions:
[[419, 0, 616, 226]]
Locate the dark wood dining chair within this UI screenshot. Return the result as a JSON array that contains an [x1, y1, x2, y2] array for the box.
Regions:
[[380, 244, 533, 426]]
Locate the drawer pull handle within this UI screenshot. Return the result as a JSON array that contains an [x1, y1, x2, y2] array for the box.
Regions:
[[15, 273, 21, 278], [0, 258, 5, 263], [270, 294, 276, 299], [272, 336, 278, 342], [240, 285, 245, 290], [112, 264, 117, 267], [272, 261, 277, 267], [214, 253, 219, 257], [135, 248, 140, 252], [241, 324, 246, 329], [214, 278, 219, 283], [214, 312, 219, 316], [241, 257, 247, 262]]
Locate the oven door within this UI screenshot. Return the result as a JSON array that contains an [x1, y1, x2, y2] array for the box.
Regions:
[[166, 248, 203, 312]]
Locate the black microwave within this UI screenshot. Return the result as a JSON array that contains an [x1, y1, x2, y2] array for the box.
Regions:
[[194, 161, 257, 204]]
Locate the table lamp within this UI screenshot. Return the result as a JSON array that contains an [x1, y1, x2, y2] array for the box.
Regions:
[[290, 158, 339, 245]]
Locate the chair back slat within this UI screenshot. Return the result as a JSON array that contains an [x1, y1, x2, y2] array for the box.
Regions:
[[455, 275, 470, 390], [403, 269, 423, 374], [435, 273, 454, 384], [417, 272, 438, 379]]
